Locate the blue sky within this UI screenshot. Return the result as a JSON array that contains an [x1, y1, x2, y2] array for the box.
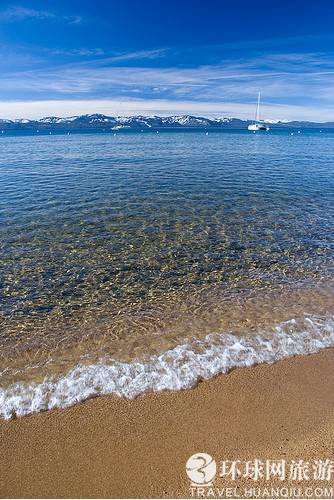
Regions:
[[1, 0, 334, 120]]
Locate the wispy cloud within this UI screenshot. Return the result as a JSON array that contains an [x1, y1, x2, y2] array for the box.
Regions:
[[43, 47, 167, 60], [3, 51, 333, 98], [46, 48, 105, 57], [0, 5, 82, 24], [106, 48, 168, 62], [1, 41, 334, 121]]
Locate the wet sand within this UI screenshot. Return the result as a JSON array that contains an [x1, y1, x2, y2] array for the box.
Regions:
[[1, 348, 334, 498]]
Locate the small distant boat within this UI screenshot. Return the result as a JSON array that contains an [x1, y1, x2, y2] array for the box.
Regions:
[[111, 125, 130, 130], [248, 92, 269, 131]]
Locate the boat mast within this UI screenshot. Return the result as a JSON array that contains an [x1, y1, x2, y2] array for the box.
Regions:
[[256, 91, 261, 123]]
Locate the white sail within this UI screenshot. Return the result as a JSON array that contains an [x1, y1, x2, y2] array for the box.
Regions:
[[248, 91, 269, 131], [256, 91, 261, 122]]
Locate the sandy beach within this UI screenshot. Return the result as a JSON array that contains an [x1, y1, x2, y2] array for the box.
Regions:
[[1, 348, 334, 498]]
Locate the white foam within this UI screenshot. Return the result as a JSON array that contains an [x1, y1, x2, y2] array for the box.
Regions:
[[1, 315, 334, 419]]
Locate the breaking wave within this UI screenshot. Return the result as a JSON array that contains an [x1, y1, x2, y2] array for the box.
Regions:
[[1, 314, 334, 419]]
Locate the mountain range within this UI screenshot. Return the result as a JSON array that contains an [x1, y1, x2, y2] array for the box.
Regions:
[[0, 114, 332, 130]]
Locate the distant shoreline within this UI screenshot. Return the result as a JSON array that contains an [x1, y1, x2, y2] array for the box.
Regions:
[[0, 113, 332, 131]]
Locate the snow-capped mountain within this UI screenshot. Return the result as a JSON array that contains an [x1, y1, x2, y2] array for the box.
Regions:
[[0, 114, 332, 130]]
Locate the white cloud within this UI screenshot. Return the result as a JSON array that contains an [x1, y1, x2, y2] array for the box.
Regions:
[[0, 6, 55, 21], [1, 45, 334, 121], [46, 48, 105, 57], [0, 5, 82, 24], [2, 56, 334, 99], [106, 49, 168, 62], [43, 47, 167, 60]]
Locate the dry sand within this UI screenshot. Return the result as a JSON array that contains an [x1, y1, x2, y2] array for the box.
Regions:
[[1, 349, 334, 498]]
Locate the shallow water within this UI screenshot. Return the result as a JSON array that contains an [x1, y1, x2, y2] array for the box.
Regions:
[[0, 129, 333, 417]]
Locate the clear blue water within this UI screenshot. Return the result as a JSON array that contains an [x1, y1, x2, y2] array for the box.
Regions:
[[0, 129, 333, 386]]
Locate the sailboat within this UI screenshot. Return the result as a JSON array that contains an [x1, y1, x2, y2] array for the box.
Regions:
[[248, 92, 269, 131]]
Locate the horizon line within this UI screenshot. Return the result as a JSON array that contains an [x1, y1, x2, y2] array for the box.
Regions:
[[0, 112, 331, 124]]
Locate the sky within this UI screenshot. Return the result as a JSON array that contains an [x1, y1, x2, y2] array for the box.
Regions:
[[1, 0, 334, 121]]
